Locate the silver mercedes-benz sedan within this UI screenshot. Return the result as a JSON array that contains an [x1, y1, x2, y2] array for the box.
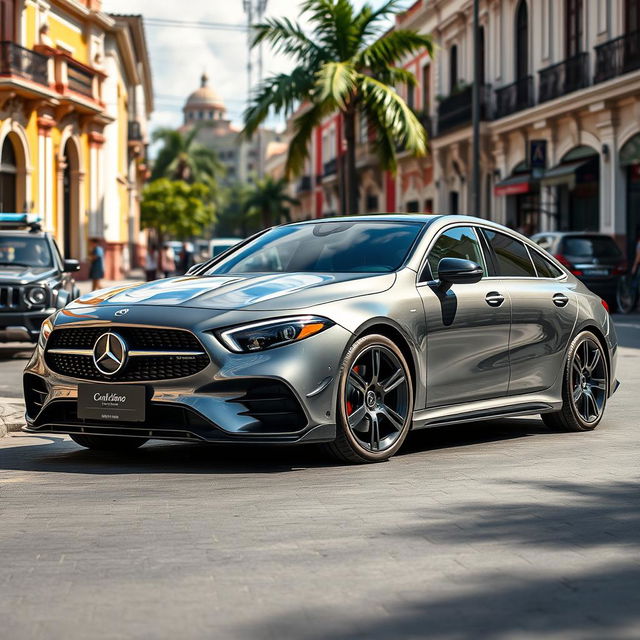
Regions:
[[23, 215, 619, 463]]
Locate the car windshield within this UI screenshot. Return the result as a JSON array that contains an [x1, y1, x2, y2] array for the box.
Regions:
[[0, 236, 53, 268], [562, 236, 622, 259], [206, 221, 424, 275]]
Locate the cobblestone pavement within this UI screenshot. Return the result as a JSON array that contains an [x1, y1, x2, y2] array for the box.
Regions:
[[0, 318, 639, 639]]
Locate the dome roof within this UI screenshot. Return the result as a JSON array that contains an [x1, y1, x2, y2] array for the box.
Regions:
[[184, 73, 226, 112]]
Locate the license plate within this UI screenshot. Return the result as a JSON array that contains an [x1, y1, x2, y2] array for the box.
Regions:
[[78, 384, 146, 422], [584, 269, 609, 277]]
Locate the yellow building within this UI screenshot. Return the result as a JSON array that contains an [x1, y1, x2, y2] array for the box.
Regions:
[[0, 0, 153, 279]]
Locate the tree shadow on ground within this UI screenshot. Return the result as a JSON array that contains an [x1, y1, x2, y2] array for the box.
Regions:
[[241, 478, 640, 639]]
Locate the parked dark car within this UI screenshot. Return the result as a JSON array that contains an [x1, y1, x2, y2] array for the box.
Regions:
[[0, 214, 80, 342], [530, 232, 626, 310]]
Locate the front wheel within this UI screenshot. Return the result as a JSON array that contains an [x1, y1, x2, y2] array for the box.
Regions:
[[70, 434, 148, 451], [327, 334, 414, 463], [542, 331, 608, 432]]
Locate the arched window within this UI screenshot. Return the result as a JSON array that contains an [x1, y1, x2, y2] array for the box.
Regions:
[[566, 0, 583, 57], [450, 45, 458, 92], [515, 0, 528, 81], [0, 136, 17, 213]]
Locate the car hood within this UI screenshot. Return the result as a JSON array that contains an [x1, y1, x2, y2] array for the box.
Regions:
[[0, 265, 57, 284], [68, 272, 396, 311]]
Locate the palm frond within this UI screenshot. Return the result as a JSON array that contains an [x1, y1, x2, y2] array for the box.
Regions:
[[356, 0, 405, 41], [286, 102, 331, 178], [316, 61, 358, 110], [252, 17, 320, 63], [357, 30, 435, 69]]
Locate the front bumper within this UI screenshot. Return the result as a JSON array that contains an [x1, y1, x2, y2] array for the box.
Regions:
[[23, 314, 351, 445], [0, 308, 53, 342]]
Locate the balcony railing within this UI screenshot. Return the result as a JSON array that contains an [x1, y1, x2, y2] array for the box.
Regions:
[[67, 59, 94, 97], [594, 31, 640, 84], [0, 41, 48, 85], [539, 53, 589, 103], [323, 157, 337, 177], [436, 85, 490, 135], [494, 76, 534, 119], [128, 120, 143, 141], [297, 175, 312, 193]]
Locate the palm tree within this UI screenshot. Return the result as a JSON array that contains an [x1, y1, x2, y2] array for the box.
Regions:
[[151, 127, 223, 185], [243, 0, 434, 215], [245, 176, 300, 229]]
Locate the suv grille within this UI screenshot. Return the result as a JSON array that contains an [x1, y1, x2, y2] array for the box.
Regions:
[[45, 326, 210, 381], [0, 286, 21, 309]]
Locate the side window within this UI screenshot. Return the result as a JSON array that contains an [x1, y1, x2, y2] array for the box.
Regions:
[[52, 239, 64, 269], [482, 230, 536, 277], [535, 235, 554, 251], [529, 248, 563, 278], [421, 226, 485, 282]]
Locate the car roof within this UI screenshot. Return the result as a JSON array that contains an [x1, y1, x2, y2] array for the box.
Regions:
[[0, 229, 47, 238]]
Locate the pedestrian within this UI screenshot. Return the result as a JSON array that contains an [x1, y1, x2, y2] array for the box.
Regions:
[[88, 238, 105, 291], [180, 241, 195, 274], [160, 243, 175, 278], [145, 244, 158, 282]]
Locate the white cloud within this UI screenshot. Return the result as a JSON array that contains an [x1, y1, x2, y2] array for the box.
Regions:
[[103, 0, 404, 133]]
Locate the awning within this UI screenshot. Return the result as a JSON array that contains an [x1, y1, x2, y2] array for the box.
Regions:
[[494, 174, 532, 197], [541, 156, 599, 189]]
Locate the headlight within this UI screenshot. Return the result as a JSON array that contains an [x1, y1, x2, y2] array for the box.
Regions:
[[26, 286, 47, 306], [38, 316, 54, 349], [217, 316, 334, 353]]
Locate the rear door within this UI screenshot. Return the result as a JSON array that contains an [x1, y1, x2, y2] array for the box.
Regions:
[[480, 229, 578, 395], [417, 225, 511, 407]]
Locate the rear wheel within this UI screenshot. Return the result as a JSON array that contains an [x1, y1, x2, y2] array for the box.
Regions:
[[327, 334, 414, 463], [70, 434, 148, 451], [616, 274, 638, 314], [542, 331, 608, 432]]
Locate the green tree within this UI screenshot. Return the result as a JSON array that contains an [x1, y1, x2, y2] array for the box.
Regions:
[[245, 176, 300, 229], [216, 182, 256, 237], [243, 0, 434, 215], [151, 127, 223, 185], [141, 179, 216, 242]]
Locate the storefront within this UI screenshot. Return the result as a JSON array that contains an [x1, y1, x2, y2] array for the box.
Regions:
[[621, 134, 640, 262], [494, 161, 540, 234]]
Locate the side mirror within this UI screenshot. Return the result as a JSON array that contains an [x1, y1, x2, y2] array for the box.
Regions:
[[186, 262, 205, 276], [63, 259, 80, 273], [437, 258, 483, 289]]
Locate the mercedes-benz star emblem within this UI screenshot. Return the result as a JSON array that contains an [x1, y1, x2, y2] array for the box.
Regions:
[[115, 308, 129, 317], [92, 332, 128, 376]]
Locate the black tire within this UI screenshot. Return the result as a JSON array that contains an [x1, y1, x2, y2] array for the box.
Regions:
[[616, 275, 637, 315], [542, 331, 608, 433], [70, 434, 148, 451], [326, 334, 414, 464]]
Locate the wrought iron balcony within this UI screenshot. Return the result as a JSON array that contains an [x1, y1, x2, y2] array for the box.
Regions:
[[594, 31, 640, 84], [436, 85, 490, 135], [297, 175, 312, 193], [0, 41, 48, 86], [494, 76, 534, 119], [67, 59, 94, 97], [128, 120, 143, 141], [323, 157, 337, 177], [539, 53, 590, 103]]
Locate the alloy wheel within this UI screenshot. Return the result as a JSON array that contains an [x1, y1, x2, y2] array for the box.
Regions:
[[344, 345, 410, 453], [570, 337, 607, 424]]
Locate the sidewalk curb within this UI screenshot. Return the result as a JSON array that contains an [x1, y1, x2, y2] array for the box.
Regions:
[[0, 398, 25, 437]]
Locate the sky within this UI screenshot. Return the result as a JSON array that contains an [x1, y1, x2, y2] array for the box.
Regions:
[[102, 0, 405, 134]]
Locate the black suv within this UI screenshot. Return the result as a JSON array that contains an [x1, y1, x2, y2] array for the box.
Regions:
[[0, 215, 80, 343]]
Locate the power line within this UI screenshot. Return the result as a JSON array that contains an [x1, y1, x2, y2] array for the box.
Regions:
[[145, 18, 247, 32]]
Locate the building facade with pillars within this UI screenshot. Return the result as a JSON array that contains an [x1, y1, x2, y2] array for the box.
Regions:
[[0, 0, 153, 279]]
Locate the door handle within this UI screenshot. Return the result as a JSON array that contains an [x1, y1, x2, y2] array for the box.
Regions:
[[553, 293, 569, 308], [485, 292, 505, 307]]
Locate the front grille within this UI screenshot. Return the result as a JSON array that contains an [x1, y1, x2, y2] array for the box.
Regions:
[[45, 326, 210, 381], [0, 286, 20, 310], [24, 373, 48, 418]]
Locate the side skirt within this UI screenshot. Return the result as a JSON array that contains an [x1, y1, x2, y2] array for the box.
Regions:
[[411, 394, 563, 430]]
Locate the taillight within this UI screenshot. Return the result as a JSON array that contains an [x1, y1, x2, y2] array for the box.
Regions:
[[554, 254, 582, 276], [601, 299, 609, 313], [613, 261, 628, 275]]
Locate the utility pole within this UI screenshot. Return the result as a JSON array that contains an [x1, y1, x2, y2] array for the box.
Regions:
[[471, 0, 481, 216], [243, 0, 268, 178]]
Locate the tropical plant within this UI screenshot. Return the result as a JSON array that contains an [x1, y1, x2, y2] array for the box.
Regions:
[[151, 127, 223, 185], [245, 176, 300, 229], [243, 0, 435, 215], [141, 179, 216, 241]]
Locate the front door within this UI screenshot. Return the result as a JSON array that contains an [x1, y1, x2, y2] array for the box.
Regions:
[[417, 225, 511, 408]]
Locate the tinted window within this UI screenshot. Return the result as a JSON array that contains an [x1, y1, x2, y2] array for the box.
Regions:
[[530, 248, 563, 278], [208, 221, 423, 275], [0, 236, 53, 268], [561, 236, 622, 259], [483, 230, 536, 277], [423, 226, 485, 281]]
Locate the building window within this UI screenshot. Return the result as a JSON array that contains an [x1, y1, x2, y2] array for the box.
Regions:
[[407, 83, 415, 110], [406, 200, 420, 213], [626, 0, 640, 33], [422, 64, 430, 111], [450, 191, 459, 215], [478, 26, 486, 86], [565, 0, 583, 57], [515, 0, 529, 80], [424, 198, 434, 213], [450, 45, 458, 92], [0, 136, 17, 213]]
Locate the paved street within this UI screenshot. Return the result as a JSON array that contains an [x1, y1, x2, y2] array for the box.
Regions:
[[0, 317, 639, 639]]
